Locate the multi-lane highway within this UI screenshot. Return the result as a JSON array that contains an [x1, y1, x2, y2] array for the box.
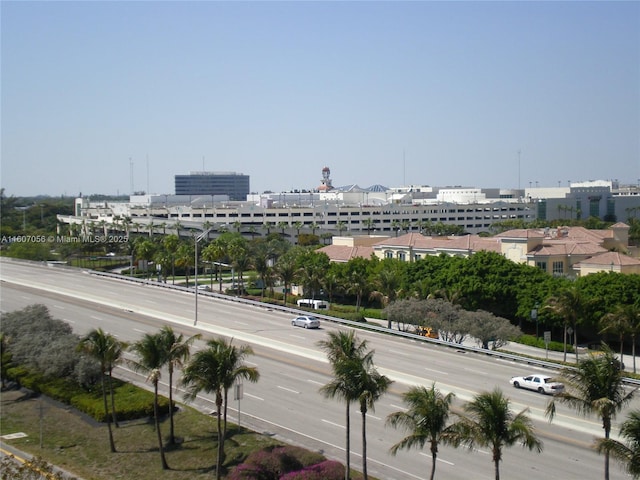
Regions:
[[0, 258, 635, 480]]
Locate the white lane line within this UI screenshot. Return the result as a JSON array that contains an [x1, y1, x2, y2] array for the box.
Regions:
[[390, 404, 407, 411], [419, 452, 455, 465], [322, 419, 345, 429], [133, 328, 147, 334], [307, 379, 324, 386], [388, 349, 410, 356], [424, 367, 448, 375], [235, 321, 249, 326], [277, 385, 300, 394], [463, 367, 488, 375], [245, 392, 264, 401], [289, 334, 306, 340], [91, 315, 103, 321]]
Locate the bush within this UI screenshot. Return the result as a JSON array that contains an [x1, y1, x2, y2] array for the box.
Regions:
[[280, 460, 345, 480], [516, 334, 573, 353], [231, 445, 327, 480]]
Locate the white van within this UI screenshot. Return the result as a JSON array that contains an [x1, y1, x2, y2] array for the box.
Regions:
[[296, 299, 330, 310]]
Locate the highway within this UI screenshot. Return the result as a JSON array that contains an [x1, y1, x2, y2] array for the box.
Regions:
[[0, 258, 636, 480]]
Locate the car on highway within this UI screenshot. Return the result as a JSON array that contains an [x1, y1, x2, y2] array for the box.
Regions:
[[509, 374, 564, 395], [291, 315, 320, 329]]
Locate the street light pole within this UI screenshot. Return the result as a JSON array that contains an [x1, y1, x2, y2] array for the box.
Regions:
[[532, 304, 539, 340], [194, 228, 213, 326]]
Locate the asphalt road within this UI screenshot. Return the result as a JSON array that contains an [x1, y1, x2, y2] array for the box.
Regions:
[[0, 258, 636, 480]]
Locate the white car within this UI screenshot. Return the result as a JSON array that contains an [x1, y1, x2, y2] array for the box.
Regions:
[[509, 374, 564, 395], [291, 315, 320, 329]]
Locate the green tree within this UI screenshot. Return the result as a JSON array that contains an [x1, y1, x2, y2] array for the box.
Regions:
[[595, 410, 640, 479], [386, 384, 457, 480], [600, 304, 640, 372], [158, 326, 202, 445], [452, 388, 542, 480], [128, 333, 170, 470], [295, 250, 330, 300], [546, 347, 635, 480], [345, 354, 392, 480], [77, 328, 127, 452], [543, 283, 591, 363], [317, 331, 371, 480], [276, 251, 298, 306], [181, 337, 259, 480], [162, 234, 180, 284]]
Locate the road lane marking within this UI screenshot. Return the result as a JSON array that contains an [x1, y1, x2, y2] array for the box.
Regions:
[[419, 452, 454, 465], [424, 367, 448, 375], [322, 419, 345, 429], [277, 385, 300, 394]]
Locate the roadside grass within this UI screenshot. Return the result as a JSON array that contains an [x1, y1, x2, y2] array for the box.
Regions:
[[0, 388, 281, 480]]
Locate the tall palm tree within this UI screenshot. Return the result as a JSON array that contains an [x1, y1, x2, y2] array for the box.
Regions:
[[181, 337, 259, 480], [601, 304, 640, 373], [276, 254, 297, 306], [77, 328, 127, 453], [543, 284, 591, 363], [347, 356, 392, 480], [600, 308, 632, 367], [318, 331, 371, 480], [595, 410, 640, 478], [546, 347, 635, 480], [386, 384, 457, 480], [452, 388, 542, 480], [128, 333, 170, 470], [158, 326, 202, 445]]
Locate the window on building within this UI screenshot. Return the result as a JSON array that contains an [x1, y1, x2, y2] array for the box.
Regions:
[[385, 251, 393, 259], [552, 261, 564, 275], [398, 252, 406, 261], [536, 261, 547, 271]]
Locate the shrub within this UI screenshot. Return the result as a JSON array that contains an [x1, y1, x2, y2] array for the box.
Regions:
[[279, 460, 345, 480]]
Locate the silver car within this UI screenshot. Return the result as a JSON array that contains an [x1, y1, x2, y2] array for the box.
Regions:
[[291, 315, 320, 329]]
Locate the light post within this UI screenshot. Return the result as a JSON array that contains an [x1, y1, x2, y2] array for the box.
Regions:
[[194, 228, 213, 326]]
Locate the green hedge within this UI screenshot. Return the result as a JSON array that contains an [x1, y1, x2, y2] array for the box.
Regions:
[[5, 364, 171, 422]]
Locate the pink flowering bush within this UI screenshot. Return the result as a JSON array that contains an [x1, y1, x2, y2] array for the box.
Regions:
[[279, 460, 345, 480]]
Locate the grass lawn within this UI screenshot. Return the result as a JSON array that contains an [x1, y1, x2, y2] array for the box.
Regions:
[[0, 388, 282, 480]]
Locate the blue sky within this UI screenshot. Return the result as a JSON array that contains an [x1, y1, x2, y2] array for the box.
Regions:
[[2, 1, 639, 197]]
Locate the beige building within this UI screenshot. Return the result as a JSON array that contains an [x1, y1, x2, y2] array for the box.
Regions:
[[319, 223, 640, 277]]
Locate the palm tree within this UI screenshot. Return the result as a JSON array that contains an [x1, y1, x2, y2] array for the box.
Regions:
[[386, 384, 457, 480], [546, 347, 635, 480], [595, 410, 640, 478], [128, 333, 170, 470], [601, 304, 640, 373], [543, 284, 591, 363], [452, 388, 542, 480], [347, 356, 392, 480], [77, 328, 127, 453], [181, 337, 259, 480], [318, 331, 371, 480], [158, 326, 202, 445], [162, 234, 180, 284], [276, 254, 297, 306], [600, 308, 632, 368]]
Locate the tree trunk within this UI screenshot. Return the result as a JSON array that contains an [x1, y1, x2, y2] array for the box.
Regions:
[[168, 368, 175, 445], [361, 406, 368, 480], [154, 383, 169, 470], [102, 374, 116, 453], [108, 370, 119, 428], [345, 402, 350, 480], [216, 392, 224, 480]]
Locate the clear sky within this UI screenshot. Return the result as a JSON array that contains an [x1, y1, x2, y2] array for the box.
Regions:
[[2, 1, 639, 198]]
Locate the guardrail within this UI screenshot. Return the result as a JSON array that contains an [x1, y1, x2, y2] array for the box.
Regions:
[[79, 268, 640, 390]]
